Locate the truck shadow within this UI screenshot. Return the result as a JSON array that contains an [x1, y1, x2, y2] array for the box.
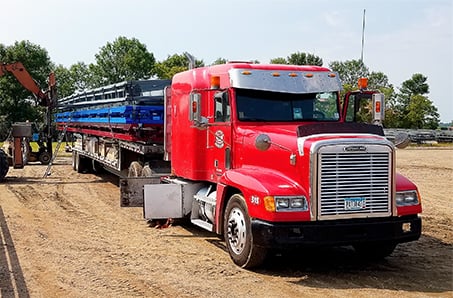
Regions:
[[181, 224, 451, 294], [0, 206, 30, 298], [255, 235, 452, 294]]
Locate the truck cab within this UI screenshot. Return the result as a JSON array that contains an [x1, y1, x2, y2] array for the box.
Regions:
[[144, 63, 422, 268]]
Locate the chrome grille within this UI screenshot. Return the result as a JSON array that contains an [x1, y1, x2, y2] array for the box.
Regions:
[[317, 145, 392, 220]]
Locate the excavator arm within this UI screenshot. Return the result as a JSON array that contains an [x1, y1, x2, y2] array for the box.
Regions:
[[0, 62, 55, 107]]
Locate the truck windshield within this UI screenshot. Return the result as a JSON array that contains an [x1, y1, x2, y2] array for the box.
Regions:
[[235, 88, 339, 122]]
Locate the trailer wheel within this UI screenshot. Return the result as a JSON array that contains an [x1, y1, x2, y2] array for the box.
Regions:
[[128, 161, 143, 177], [141, 164, 155, 177], [224, 194, 267, 269], [353, 242, 397, 260], [0, 149, 9, 181]]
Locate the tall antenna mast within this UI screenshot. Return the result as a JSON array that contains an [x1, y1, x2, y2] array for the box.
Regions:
[[361, 9, 366, 63]]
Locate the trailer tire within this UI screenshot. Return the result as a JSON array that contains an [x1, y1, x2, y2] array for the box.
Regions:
[[141, 164, 155, 177], [224, 194, 267, 269], [0, 149, 9, 181], [128, 161, 143, 177]]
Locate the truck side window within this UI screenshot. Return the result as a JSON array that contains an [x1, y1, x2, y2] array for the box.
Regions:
[[345, 94, 373, 123], [214, 91, 230, 122]]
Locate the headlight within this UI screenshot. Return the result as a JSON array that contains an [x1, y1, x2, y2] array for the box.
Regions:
[[275, 196, 308, 211], [396, 190, 419, 206]]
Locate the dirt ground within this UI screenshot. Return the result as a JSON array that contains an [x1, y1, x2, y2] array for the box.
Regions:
[[0, 148, 452, 297]]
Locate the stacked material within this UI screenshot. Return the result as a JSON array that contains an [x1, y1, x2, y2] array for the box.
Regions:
[[55, 79, 170, 143]]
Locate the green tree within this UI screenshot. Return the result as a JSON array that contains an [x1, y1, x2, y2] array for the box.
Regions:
[[53, 65, 74, 99], [154, 54, 204, 79], [287, 52, 323, 66], [405, 94, 439, 129], [329, 59, 402, 127], [70, 62, 96, 91], [93, 36, 155, 85], [329, 59, 369, 87], [397, 74, 439, 128], [269, 57, 288, 64], [0, 41, 52, 139], [212, 58, 227, 65]]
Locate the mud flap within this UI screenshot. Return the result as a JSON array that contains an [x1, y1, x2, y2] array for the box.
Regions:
[[120, 176, 162, 207]]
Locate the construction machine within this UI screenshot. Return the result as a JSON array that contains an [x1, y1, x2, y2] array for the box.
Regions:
[[0, 62, 56, 180]]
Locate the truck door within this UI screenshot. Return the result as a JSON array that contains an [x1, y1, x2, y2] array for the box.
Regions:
[[208, 91, 232, 179]]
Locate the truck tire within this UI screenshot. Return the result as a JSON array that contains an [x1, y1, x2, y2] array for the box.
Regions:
[[0, 149, 9, 181], [353, 242, 397, 260], [224, 194, 267, 269]]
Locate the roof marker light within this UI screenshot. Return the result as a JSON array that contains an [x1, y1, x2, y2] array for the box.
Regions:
[[328, 73, 336, 78], [358, 77, 368, 89], [305, 73, 314, 78], [241, 70, 252, 75], [211, 76, 220, 89], [272, 72, 280, 77], [288, 73, 298, 77]]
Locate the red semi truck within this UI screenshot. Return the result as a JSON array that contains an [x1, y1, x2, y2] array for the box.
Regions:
[[56, 63, 422, 268]]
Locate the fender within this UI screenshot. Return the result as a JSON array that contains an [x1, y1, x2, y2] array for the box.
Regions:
[[217, 166, 309, 222], [396, 172, 417, 191]]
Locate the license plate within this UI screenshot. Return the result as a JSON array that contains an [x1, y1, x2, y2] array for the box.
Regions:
[[344, 197, 366, 210]]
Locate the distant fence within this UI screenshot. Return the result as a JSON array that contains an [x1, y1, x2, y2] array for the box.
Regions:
[[384, 129, 453, 144]]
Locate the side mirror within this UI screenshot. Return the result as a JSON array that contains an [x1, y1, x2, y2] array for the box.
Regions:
[[394, 132, 410, 149], [372, 93, 385, 125]]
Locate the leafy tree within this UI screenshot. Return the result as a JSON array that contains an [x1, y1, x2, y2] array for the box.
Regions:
[[0, 41, 52, 139], [212, 58, 227, 65], [154, 54, 204, 79], [269, 57, 288, 64], [70, 62, 96, 91], [271, 52, 323, 66], [398, 73, 429, 107], [329, 59, 369, 87], [93, 36, 155, 85], [53, 65, 74, 99], [396, 74, 439, 128], [405, 94, 439, 129], [329, 59, 403, 127], [287, 52, 323, 66]]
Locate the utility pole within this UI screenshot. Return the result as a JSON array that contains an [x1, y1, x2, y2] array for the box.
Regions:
[[361, 9, 366, 63]]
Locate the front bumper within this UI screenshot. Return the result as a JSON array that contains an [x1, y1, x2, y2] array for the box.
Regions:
[[251, 215, 421, 248]]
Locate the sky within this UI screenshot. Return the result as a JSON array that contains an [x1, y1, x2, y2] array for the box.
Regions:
[[2, 0, 452, 122]]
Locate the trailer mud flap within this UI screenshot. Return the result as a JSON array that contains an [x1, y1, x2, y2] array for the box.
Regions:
[[120, 176, 162, 207]]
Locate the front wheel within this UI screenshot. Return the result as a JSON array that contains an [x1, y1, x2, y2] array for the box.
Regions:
[[224, 194, 267, 269]]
